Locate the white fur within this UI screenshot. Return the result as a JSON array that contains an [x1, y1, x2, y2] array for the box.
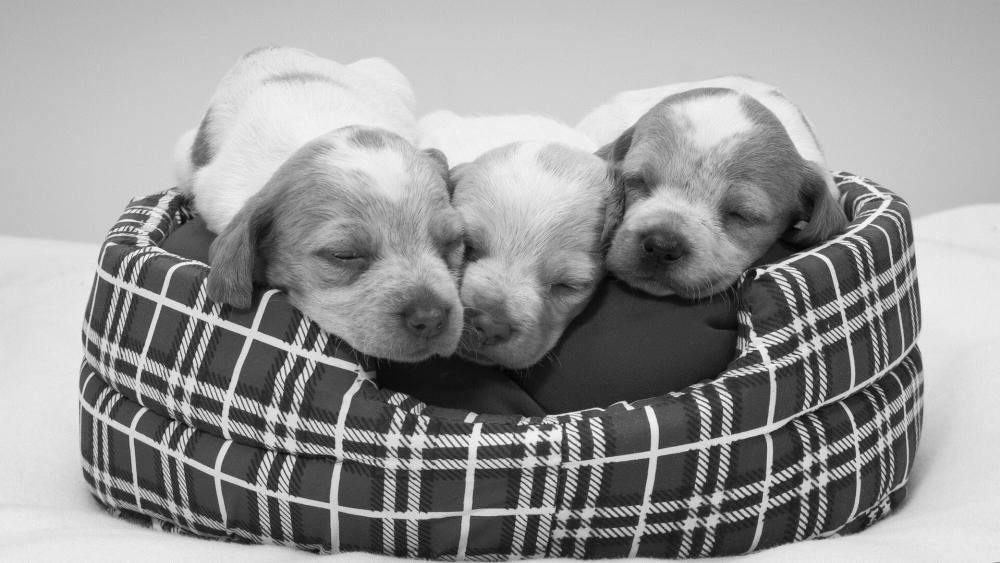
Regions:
[[323, 145, 412, 201], [577, 75, 830, 180], [173, 47, 417, 233], [679, 95, 755, 151], [417, 111, 596, 165], [171, 127, 197, 188]]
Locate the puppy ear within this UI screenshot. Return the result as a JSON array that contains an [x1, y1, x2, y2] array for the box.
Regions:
[[446, 162, 471, 199], [420, 148, 454, 197], [595, 125, 635, 164], [784, 161, 848, 247], [600, 166, 626, 248], [206, 193, 274, 309], [421, 147, 449, 176]]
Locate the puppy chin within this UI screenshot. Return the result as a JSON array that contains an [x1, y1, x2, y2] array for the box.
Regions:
[[609, 262, 740, 300], [342, 320, 462, 362], [456, 347, 543, 371], [358, 335, 459, 363], [457, 332, 553, 370], [295, 296, 462, 363], [616, 273, 677, 297]]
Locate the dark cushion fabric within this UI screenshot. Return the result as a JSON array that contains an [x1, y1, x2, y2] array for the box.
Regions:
[[161, 215, 213, 263], [162, 217, 793, 415], [508, 240, 796, 413]]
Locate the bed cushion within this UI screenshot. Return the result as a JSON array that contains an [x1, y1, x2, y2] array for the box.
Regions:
[[159, 217, 794, 415], [78, 172, 922, 559]]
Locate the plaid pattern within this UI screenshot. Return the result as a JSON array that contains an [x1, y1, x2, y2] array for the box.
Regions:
[[79, 172, 923, 559]]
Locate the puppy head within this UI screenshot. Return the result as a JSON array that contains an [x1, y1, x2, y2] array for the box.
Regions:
[[452, 142, 617, 369], [601, 89, 846, 298], [206, 126, 464, 362]]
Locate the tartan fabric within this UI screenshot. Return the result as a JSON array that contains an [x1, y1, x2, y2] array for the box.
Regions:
[[79, 172, 923, 559]]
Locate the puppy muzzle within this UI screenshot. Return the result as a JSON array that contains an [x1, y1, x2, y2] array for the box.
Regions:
[[464, 309, 513, 347], [396, 288, 459, 345], [640, 229, 689, 265]]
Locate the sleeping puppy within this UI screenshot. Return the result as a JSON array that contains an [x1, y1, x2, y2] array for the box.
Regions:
[[580, 76, 847, 298], [172, 46, 464, 362], [418, 114, 614, 368]]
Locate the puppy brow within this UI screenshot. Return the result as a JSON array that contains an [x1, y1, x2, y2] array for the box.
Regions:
[[545, 254, 597, 282], [308, 218, 375, 248], [621, 166, 656, 192]]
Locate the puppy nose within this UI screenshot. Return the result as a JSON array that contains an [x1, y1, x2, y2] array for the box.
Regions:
[[403, 301, 449, 339], [467, 310, 512, 346], [641, 232, 687, 263]]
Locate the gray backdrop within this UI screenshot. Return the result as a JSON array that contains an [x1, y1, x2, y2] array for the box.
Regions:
[[2, 0, 997, 244]]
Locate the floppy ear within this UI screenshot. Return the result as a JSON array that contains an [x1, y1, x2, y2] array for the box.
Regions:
[[420, 148, 454, 197], [594, 127, 635, 249], [784, 161, 848, 247], [595, 125, 635, 164], [205, 192, 274, 309], [446, 162, 471, 199], [599, 165, 626, 248], [421, 147, 449, 177]]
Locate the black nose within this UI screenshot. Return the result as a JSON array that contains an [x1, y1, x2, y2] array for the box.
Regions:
[[403, 301, 449, 339], [466, 310, 512, 346], [641, 231, 687, 263]]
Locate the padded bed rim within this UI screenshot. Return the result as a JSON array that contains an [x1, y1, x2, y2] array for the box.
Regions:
[[78, 172, 924, 558]]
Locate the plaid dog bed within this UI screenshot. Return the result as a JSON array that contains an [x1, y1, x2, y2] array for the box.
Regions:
[[79, 172, 922, 559]]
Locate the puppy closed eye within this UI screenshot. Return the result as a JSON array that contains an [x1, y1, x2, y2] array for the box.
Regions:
[[622, 175, 649, 204], [623, 176, 647, 191], [315, 247, 370, 268], [725, 210, 752, 223], [723, 202, 767, 225], [548, 280, 592, 297]]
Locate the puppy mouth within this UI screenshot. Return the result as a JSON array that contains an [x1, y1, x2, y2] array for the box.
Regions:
[[455, 346, 496, 366], [357, 336, 456, 363], [389, 347, 440, 362], [623, 272, 738, 300], [456, 333, 504, 365], [341, 318, 462, 363], [457, 332, 543, 370]]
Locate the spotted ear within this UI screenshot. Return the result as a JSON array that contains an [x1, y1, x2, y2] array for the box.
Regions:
[[206, 191, 275, 309], [595, 125, 635, 165], [420, 148, 454, 197], [784, 161, 848, 247], [595, 127, 634, 249], [421, 147, 449, 177], [446, 162, 471, 199], [600, 165, 626, 249]]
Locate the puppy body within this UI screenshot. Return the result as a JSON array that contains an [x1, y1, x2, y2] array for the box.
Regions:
[[173, 47, 463, 362], [581, 76, 847, 298], [418, 111, 596, 165], [449, 140, 615, 369], [175, 46, 417, 233]]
